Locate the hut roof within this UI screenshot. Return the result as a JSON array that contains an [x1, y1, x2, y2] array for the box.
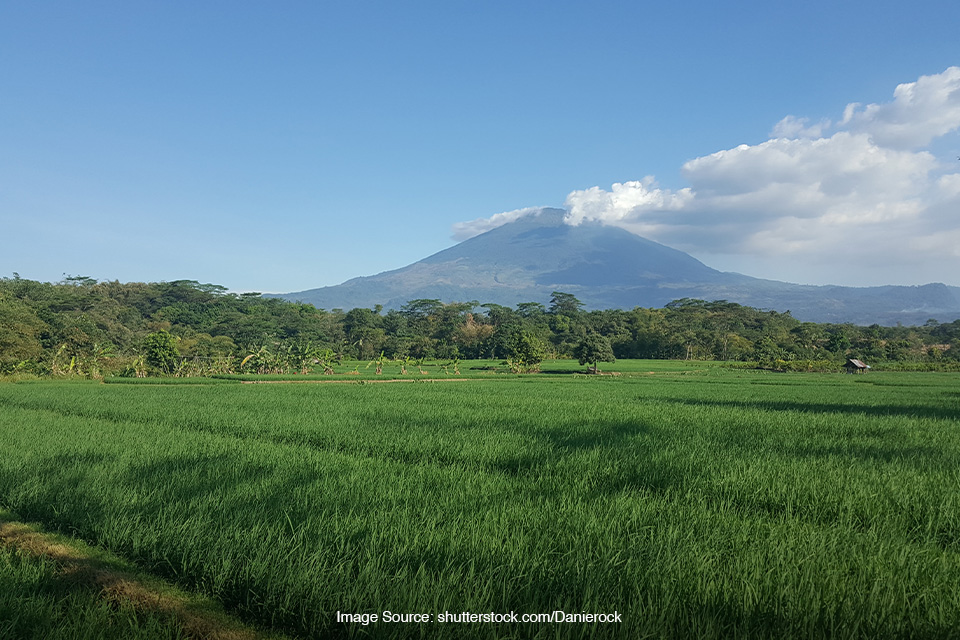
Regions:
[[845, 358, 870, 369]]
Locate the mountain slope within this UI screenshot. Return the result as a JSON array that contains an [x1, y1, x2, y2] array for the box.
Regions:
[[278, 208, 960, 325]]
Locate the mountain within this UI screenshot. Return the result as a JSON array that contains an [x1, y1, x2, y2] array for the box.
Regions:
[[277, 208, 960, 325]]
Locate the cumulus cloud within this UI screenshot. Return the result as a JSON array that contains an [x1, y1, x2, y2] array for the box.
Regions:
[[561, 128, 947, 277], [452, 67, 960, 286], [677, 133, 935, 221], [564, 178, 693, 232], [840, 66, 960, 149]]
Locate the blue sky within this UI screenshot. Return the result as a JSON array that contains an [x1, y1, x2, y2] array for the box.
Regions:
[[3, 1, 959, 293]]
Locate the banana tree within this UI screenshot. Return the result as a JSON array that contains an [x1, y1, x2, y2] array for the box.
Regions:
[[415, 357, 429, 375], [365, 351, 387, 375], [315, 347, 340, 375], [286, 340, 320, 374]]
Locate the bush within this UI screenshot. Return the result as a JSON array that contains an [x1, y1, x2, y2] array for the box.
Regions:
[[142, 331, 180, 374]]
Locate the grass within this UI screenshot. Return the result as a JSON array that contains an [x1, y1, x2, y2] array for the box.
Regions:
[[1, 364, 959, 638], [0, 531, 187, 640]]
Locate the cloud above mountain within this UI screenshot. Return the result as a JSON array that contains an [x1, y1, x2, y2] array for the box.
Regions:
[[454, 67, 960, 286], [451, 206, 546, 242]]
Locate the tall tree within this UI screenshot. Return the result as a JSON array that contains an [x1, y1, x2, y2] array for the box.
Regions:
[[549, 291, 584, 316], [574, 334, 615, 373]]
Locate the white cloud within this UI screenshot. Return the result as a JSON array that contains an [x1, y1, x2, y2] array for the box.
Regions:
[[563, 178, 692, 232], [451, 67, 960, 286], [561, 131, 943, 274], [451, 206, 543, 241], [677, 133, 935, 222], [771, 115, 830, 139], [840, 66, 960, 149]]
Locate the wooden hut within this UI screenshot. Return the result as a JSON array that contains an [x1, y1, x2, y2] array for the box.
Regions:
[[843, 358, 870, 374]]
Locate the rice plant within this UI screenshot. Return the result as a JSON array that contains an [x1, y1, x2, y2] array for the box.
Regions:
[[1, 366, 959, 638]]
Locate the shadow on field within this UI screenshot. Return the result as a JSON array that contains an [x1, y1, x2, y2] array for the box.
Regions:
[[114, 453, 328, 523], [487, 416, 663, 472], [538, 417, 650, 452], [660, 398, 957, 467], [784, 442, 949, 465], [1, 452, 113, 529], [518, 417, 702, 497], [154, 408, 672, 488], [664, 397, 960, 421]]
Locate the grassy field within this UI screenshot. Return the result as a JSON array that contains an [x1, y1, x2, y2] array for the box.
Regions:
[[1, 362, 959, 639]]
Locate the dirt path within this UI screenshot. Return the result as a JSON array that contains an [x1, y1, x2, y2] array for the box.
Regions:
[[0, 516, 281, 640]]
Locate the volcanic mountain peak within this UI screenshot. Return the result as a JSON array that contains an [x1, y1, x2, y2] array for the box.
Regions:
[[413, 207, 720, 287], [279, 208, 960, 325]]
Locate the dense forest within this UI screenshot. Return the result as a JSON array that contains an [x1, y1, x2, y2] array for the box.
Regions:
[[2, 275, 959, 377]]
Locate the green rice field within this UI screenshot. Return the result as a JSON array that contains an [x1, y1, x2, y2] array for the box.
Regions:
[[1, 362, 959, 639]]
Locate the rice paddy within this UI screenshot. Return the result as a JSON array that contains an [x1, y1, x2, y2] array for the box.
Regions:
[[1, 363, 959, 639]]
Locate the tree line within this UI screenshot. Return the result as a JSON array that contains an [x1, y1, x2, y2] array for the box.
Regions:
[[2, 275, 959, 377]]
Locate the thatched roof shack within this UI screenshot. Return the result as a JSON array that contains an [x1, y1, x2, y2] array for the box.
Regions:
[[844, 358, 870, 373]]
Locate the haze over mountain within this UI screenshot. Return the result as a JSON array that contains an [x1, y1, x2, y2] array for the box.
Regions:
[[279, 208, 960, 325]]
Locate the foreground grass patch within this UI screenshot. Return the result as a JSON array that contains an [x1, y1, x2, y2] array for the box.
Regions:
[[0, 543, 186, 640], [0, 510, 285, 640]]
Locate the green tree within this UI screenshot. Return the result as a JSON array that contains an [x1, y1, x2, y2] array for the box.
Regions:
[[574, 334, 615, 373], [516, 302, 546, 319], [549, 291, 584, 316], [343, 307, 384, 359], [142, 330, 180, 374], [505, 329, 548, 373], [0, 295, 47, 372]]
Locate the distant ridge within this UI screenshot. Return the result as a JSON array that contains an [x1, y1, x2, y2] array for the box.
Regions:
[[278, 208, 960, 325]]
